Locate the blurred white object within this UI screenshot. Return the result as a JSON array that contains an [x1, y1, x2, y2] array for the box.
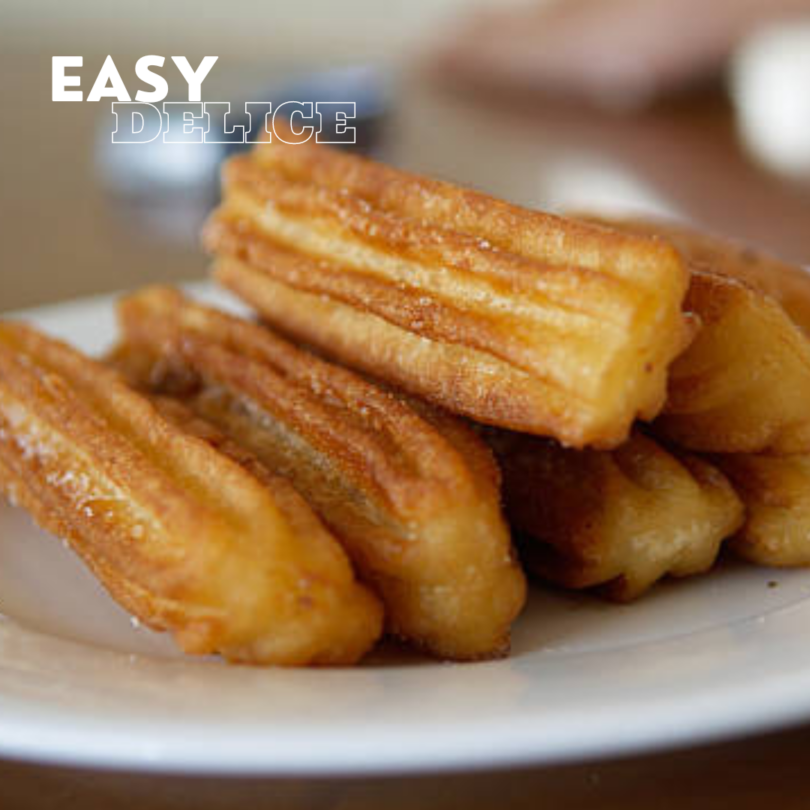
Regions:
[[731, 20, 810, 178], [95, 123, 224, 197], [93, 113, 221, 248], [539, 153, 679, 220]]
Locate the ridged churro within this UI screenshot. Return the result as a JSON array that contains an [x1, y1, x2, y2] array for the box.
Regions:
[[0, 321, 382, 665], [205, 136, 691, 449], [486, 429, 743, 600], [580, 215, 810, 454], [114, 287, 527, 660]]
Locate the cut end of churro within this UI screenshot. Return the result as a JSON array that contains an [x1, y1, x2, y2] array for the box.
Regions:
[[580, 214, 810, 454], [204, 138, 692, 448]]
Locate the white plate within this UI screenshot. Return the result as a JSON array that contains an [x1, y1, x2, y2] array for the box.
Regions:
[[2, 286, 810, 776]]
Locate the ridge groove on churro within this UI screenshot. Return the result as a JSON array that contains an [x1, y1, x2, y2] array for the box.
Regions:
[[114, 286, 527, 661], [0, 321, 382, 666], [206, 135, 692, 448]]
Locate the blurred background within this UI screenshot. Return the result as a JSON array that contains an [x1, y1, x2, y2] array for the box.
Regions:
[[3, 0, 810, 312]]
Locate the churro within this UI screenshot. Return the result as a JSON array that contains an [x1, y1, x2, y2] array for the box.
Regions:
[[114, 287, 527, 660], [206, 137, 692, 448], [0, 321, 382, 665]]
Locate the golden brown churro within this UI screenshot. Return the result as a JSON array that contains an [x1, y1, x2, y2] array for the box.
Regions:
[[0, 321, 382, 665], [657, 271, 810, 454], [114, 287, 527, 660], [205, 135, 692, 449], [580, 215, 810, 454], [486, 429, 743, 600]]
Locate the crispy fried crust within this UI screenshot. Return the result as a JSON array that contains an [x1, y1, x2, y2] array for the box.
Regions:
[[579, 215, 810, 454], [206, 137, 691, 448], [0, 322, 382, 665], [486, 429, 743, 601], [114, 286, 527, 660], [713, 454, 810, 567]]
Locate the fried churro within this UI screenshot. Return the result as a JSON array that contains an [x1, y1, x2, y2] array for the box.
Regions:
[[205, 135, 691, 449], [0, 321, 382, 665], [114, 287, 526, 660], [486, 429, 743, 600], [580, 215, 810, 454], [658, 271, 810, 454]]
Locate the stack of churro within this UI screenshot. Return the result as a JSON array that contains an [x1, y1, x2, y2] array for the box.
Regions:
[[2, 135, 809, 667]]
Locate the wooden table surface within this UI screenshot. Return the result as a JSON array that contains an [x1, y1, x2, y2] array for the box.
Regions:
[[3, 48, 810, 809], [4, 723, 810, 810]]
